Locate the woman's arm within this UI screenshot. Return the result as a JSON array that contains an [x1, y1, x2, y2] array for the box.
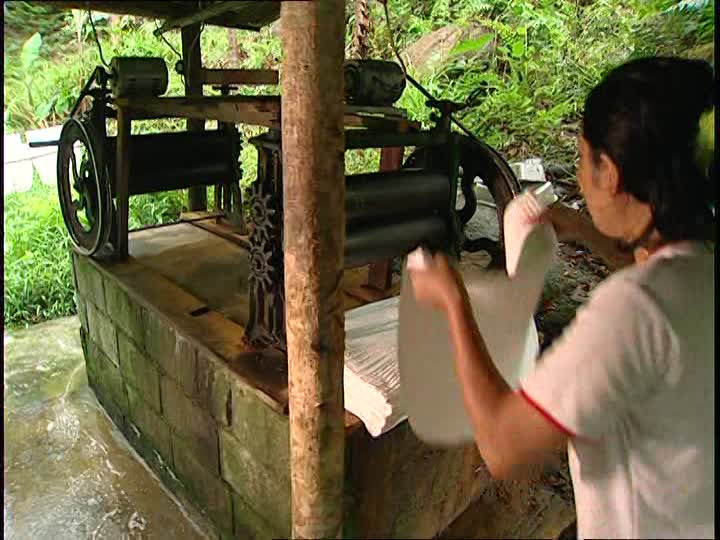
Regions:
[[546, 203, 634, 270]]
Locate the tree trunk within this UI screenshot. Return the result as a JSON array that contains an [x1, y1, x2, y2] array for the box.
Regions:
[[281, 1, 347, 538], [350, 0, 371, 59], [227, 28, 240, 65]]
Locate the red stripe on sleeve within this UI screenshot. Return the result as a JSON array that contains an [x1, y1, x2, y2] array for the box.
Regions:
[[518, 388, 578, 439]]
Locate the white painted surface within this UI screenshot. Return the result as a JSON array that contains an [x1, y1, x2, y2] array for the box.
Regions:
[[4, 126, 62, 195]]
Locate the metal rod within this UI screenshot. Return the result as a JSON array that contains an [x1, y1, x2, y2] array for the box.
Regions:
[[28, 140, 60, 148], [405, 72, 484, 145], [345, 129, 442, 150]]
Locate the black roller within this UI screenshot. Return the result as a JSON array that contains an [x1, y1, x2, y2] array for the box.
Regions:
[[106, 130, 239, 195], [345, 215, 448, 269], [346, 169, 450, 226]]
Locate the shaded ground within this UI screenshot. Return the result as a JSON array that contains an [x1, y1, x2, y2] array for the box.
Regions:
[[537, 241, 610, 350], [3, 316, 212, 540]]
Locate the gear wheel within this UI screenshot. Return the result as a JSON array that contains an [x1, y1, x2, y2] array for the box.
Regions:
[[249, 246, 274, 293]]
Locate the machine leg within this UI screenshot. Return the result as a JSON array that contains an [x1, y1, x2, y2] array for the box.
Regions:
[[115, 108, 131, 259]]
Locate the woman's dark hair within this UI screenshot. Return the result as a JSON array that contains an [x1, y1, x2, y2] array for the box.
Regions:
[[582, 56, 715, 244]]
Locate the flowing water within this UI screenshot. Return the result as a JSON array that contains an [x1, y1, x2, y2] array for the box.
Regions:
[[3, 316, 210, 539]]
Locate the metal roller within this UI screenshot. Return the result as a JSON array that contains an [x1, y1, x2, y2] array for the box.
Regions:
[[346, 170, 450, 226], [345, 215, 448, 269], [106, 130, 239, 196]]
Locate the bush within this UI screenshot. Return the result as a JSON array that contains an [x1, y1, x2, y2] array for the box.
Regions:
[[4, 179, 75, 327], [3, 176, 189, 329]]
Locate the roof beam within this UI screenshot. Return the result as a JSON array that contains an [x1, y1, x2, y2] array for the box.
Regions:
[[153, 1, 260, 36]]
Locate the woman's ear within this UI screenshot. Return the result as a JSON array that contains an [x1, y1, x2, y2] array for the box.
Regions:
[[595, 152, 621, 196]]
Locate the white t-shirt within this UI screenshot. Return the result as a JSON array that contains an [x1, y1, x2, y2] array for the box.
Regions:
[[520, 241, 715, 539]]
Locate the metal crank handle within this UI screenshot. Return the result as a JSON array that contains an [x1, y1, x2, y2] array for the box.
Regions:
[[28, 140, 60, 148]]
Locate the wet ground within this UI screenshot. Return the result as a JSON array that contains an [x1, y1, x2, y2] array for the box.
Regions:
[[3, 316, 211, 540]]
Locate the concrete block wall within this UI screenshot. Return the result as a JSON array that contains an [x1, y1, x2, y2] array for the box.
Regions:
[[73, 251, 491, 539], [73, 253, 291, 540]]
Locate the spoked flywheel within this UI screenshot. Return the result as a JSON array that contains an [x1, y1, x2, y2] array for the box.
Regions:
[[404, 136, 522, 267], [57, 117, 113, 256]]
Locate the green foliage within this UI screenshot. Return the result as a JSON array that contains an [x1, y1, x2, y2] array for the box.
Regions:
[[381, 0, 715, 163], [450, 33, 495, 56], [19, 32, 42, 71], [4, 179, 75, 328], [128, 191, 188, 230], [2, 1, 715, 328], [3, 178, 189, 328], [3, 1, 71, 55]]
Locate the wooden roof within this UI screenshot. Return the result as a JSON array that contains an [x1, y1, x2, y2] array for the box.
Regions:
[[51, 1, 280, 31]]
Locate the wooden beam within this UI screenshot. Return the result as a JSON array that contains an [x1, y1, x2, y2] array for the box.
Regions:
[[51, 1, 279, 31], [113, 95, 418, 133], [200, 68, 279, 86], [281, 1, 346, 538], [154, 1, 261, 35], [182, 22, 207, 212], [112, 95, 280, 126]]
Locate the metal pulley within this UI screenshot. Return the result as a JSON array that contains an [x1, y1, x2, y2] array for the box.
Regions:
[[56, 117, 113, 256], [109, 57, 168, 98]]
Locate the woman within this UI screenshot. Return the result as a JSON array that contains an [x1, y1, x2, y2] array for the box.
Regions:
[[409, 56, 715, 539]]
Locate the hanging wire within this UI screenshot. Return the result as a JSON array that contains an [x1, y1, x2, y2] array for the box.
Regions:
[[380, 0, 485, 144], [155, 20, 182, 59], [87, 9, 110, 68]]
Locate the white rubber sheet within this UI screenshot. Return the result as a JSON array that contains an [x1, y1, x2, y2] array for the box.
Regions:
[[398, 220, 558, 446], [343, 296, 406, 437]]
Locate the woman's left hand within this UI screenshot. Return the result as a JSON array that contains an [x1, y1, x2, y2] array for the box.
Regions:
[[408, 253, 466, 314]]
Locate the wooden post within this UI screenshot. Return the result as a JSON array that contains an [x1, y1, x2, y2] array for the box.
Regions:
[[182, 22, 207, 211], [115, 107, 131, 258], [281, 1, 346, 538]]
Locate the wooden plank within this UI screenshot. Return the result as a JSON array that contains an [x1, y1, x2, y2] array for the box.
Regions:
[[113, 96, 417, 132], [281, 1, 347, 537], [182, 22, 208, 212], [113, 95, 281, 126], [200, 68, 279, 86], [51, 1, 280, 31], [115, 108, 131, 258], [179, 210, 226, 221], [189, 218, 251, 250]]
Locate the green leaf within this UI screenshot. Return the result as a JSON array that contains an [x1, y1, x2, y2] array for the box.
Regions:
[[35, 100, 53, 120], [511, 40, 525, 58], [450, 33, 495, 56], [20, 32, 42, 72]]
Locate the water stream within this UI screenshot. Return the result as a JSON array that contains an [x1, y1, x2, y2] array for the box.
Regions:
[[4, 316, 210, 539]]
